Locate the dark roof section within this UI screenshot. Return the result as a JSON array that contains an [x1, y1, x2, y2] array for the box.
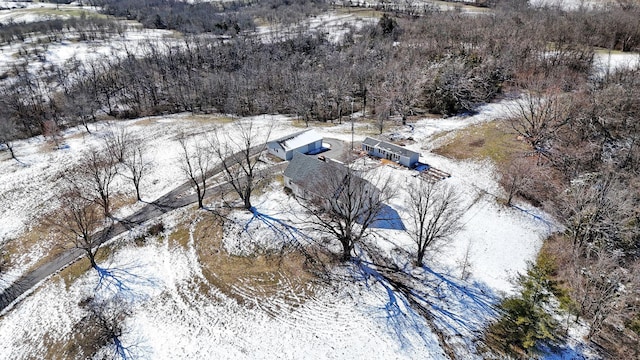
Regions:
[[284, 153, 346, 192], [362, 137, 419, 158]]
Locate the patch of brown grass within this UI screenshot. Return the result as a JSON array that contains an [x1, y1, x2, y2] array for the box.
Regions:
[[4, 193, 136, 277], [433, 119, 529, 166], [290, 119, 339, 128], [189, 212, 320, 309], [182, 114, 235, 124], [54, 245, 114, 290], [335, 7, 384, 18]]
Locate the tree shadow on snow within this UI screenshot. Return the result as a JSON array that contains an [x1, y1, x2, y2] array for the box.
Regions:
[[351, 254, 499, 352]]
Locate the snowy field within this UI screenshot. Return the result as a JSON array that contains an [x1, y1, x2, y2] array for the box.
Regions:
[[0, 1, 97, 24], [593, 50, 640, 76], [0, 23, 177, 78], [0, 98, 565, 358]]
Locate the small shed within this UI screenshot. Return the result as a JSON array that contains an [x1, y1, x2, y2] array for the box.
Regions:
[[362, 137, 420, 168], [267, 129, 323, 161]]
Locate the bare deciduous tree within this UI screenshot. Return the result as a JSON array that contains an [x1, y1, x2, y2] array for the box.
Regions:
[[42, 119, 63, 149], [123, 144, 151, 202], [300, 163, 395, 261], [209, 120, 271, 210], [406, 179, 463, 266], [0, 117, 19, 162], [80, 147, 119, 218], [178, 134, 212, 209], [570, 247, 629, 340], [104, 124, 133, 163], [557, 173, 636, 255], [56, 188, 108, 270], [501, 157, 535, 206], [78, 297, 135, 360], [507, 87, 572, 155]]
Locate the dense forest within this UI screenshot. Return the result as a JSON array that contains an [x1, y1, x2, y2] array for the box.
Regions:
[[1, 0, 639, 358]]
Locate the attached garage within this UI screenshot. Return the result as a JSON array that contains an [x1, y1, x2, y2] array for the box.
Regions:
[[267, 129, 323, 161]]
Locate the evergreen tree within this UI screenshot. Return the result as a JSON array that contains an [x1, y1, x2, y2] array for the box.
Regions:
[[485, 261, 563, 358]]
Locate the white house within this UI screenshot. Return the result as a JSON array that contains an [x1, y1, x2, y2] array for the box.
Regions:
[[267, 129, 323, 161], [362, 137, 420, 168]]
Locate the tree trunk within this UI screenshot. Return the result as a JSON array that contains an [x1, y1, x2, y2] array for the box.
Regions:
[[340, 238, 353, 261], [88, 251, 98, 270]]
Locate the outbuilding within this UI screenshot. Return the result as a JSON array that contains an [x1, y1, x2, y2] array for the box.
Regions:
[[267, 129, 323, 161], [362, 137, 420, 168]]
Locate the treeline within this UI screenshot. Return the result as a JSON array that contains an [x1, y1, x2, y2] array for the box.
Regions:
[[0, 16, 125, 45], [91, 0, 328, 35], [0, 3, 614, 140]]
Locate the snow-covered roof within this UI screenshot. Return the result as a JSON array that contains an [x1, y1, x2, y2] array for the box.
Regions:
[[270, 129, 323, 152], [362, 137, 419, 158]]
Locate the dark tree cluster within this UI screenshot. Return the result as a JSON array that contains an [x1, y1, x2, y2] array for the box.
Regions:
[[0, 17, 125, 45], [91, 0, 327, 35], [494, 41, 640, 360], [4, 3, 626, 148]]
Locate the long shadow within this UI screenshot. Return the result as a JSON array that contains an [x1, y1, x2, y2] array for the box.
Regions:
[[93, 263, 159, 301], [366, 204, 406, 230], [238, 207, 329, 269], [0, 144, 270, 313], [351, 255, 499, 351]]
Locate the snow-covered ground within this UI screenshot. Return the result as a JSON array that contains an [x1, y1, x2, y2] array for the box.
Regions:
[[593, 50, 640, 76], [0, 98, 567, 358], [0, 1, 97, 24], [255, 11, 376, 44], [0, 23, 177, 77], [530, 0, 618, 10]]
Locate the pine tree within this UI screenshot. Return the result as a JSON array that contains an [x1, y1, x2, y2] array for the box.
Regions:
[[485, 261, 563, 358]]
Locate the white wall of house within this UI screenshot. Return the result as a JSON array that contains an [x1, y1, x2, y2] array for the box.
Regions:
[[267, 142, 286, 160], [362, 142, 419, 168], [267, 135, 323, 161]]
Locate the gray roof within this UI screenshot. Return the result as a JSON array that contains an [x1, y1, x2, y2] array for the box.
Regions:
[[284, 153, 346, 192], [362, 137, 418, 158], [284, 153, 378, 204]]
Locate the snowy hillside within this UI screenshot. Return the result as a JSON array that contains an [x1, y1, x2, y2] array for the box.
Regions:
[[0, 101, 563, 359]]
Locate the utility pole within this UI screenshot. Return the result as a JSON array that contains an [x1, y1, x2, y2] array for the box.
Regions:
[[350, 98, 354, 151]]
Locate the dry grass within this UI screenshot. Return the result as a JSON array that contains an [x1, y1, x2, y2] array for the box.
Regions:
[[3, 222, 64, 273], [433, 119, 529, 166], [290, 118, 339, 128], [54, 245, 114, 290], [178, 212, 320, 308], [335, 7, 384, 18], [181, 114, 235, 124], [3, 193, 136, 282]]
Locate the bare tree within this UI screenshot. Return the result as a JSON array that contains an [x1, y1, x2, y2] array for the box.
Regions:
[[299, 163, 395, 261], [507, 87, 572, 155], [42, 119, 63, 149], [406, 179, 463, 266], [104, 124, 133, 163], [123, 144, 151, 202], [209, 120, 271, 210], [0, 117, 19, 162], [500, 157, 535, 206], [79, 147, 119, 218], [56, 188, 108, 270], [178, 134, 212, 209], [570, 247, 629, 340], [78, 297, 135, 360], [556, 173, 636, 255]]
